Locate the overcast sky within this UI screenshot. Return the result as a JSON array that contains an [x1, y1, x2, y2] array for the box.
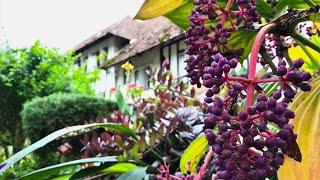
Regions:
[[0, 0, 144, 51]]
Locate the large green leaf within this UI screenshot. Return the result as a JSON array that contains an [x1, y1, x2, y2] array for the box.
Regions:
[[278, 77, 320, 180], [226, 30, 258, 63], [0, 123, 136, 173], [19, 156, 118, 180], [68, 162, 137, 180], [135, 0, 187, 20], [101, 163, 137, 173], [164, 0, 194, 30], [180, 135, 208, 174], [116, 167, 147, 180]]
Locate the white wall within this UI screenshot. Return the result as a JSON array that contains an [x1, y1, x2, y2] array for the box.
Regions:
[[76, 36, 128, 97], [114, 45, 161, 87]]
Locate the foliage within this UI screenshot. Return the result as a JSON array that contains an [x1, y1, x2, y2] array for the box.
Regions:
[[0, 41, 99, 154], [3, 0, 320, 179], [21, 93, 117, 143], [0, 123, 136, 174]]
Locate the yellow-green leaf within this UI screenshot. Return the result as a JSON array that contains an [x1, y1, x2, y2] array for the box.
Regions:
[[180, 135, 208, 174], [278, 77, 320, 180], [101, 163, 137, 173], [288, 35, 320, 74], [135, 0, 187, 20]]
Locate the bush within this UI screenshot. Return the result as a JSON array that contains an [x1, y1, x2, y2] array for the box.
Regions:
[[21, 93, 118, 143]]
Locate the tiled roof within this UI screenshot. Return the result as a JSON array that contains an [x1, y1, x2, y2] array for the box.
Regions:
[[73, 16, 183, 68], [73, 16, 140, 52], [101, 17, 183, 68]]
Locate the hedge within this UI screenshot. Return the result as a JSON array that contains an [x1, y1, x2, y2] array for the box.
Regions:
[[21, 93, 118, 143]]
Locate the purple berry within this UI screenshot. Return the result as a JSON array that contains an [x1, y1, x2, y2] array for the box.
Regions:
[[292, 58, 304, 68]]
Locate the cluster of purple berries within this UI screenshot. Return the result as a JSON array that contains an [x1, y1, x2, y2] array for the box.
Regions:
[[203, 57, 311, 180], [183, 0, 313, 179], [185, 0, 259, 88], [234, 0, 260, 27]]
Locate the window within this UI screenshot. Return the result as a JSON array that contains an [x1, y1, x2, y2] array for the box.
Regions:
[[178, 51, 187, 77], [161, 40, 187, 77], [134, 70, 139, 84], [83, 56, 88, 72], [134, 68, 149, 89], [93, 51, 99, 68]]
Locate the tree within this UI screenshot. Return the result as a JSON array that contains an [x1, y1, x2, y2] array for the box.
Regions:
[[0, 41, 99, 153]]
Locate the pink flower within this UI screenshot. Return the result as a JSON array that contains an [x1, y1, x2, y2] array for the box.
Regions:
[[138, 85, 144, 90], [128, 83, 137, 88], [109, 88, 117, 93], [162, 59, 169, 67]]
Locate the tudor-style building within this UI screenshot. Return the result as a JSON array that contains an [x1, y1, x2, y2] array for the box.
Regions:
[[73, 16, 187, 97]]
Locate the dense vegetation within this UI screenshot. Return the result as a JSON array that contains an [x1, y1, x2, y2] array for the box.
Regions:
[[1, 0, 320, 179]]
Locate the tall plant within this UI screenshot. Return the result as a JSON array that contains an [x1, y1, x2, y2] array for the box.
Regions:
[[136, 0, 320, 179], [0, 41, 99, 153]]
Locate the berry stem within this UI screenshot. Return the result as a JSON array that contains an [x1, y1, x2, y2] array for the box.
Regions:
[[248, 148, 262, 157], [246, 23, 277, 108], [227, 76, 251, 83], [258, 132, 271, 138], [169, 175, 182, 180], [254, 77, 280, 84], [221, 0, 234, 24], [196, 148, 214, 180]]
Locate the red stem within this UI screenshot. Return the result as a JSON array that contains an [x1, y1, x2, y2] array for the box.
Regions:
[[246, 23, 277, 108], [248, 148, 263, 157], [169, 175, 182, 180], [254, 77, 280, 84], [227, 76, 251, 83], [249, 114, 261, 120], [266, 129, 273, 136], [196, 148, 214, 180], [258, 132, 271, 138], [221, 0, 234, 24]]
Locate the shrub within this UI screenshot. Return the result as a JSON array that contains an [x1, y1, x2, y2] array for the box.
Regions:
[[21, 93, 118, 143]]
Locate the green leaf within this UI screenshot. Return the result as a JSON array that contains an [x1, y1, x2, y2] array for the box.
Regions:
[[146, 111, 155, 127], [0, 123, 137, 173], [164, 0, 194, 30], [135, 0, 187, 20], [69, 162, 137, 180], [116, 167, 147, 180], [310, 13, 320, 23], [226, 30, 258, 63], [256, 0, 275, 18], [19, 156, 118, 180], [180, 135, 208, 174], [50, 173, 75, 180], [101, 163, 137, 173], [116, 90, 129, 114]]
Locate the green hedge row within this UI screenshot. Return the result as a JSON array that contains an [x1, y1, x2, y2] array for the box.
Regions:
[[21, 93, 118, 143]]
